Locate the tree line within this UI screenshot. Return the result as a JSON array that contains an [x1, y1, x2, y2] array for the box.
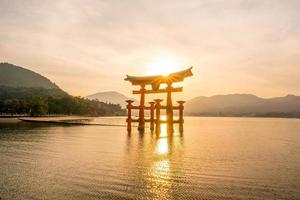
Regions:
[[0, 87, 126, 116]]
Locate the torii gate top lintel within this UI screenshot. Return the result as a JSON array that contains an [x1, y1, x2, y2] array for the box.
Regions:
[[125, 67, 193, 89]]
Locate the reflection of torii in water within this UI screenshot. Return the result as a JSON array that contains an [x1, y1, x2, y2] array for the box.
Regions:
[[125, 67, 193, 134]]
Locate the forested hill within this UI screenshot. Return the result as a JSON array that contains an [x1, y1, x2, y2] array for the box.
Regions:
[[0, 63, 59, 89], [0, 86, 67, 99], [0, 62, 67, 99], [0, 63, 125, 116]]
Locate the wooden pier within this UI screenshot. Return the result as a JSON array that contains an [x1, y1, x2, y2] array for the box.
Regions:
[[125, 67, 193, 134]]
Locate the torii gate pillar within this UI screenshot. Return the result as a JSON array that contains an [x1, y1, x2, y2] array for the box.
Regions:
[[138, 85, 146, 131], [166, 83, 174, 133]]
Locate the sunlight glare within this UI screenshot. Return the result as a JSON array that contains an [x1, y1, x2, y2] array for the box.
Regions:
[[159, 115, 168, 137], [156, 138, 169, 155], [146, 55, 183, 76]]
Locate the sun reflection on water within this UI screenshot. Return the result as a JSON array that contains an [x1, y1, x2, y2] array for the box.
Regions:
[[156, 138, 168, 155], [148, 158, 172, 200], [146, 116, 172, 199], [140, 115, 183, 199], [159, 116, 168, 137], [151, 160, 170, 178], [149, 140, 171, 199]]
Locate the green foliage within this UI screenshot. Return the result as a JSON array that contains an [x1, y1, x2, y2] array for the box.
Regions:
[[0, 62, 126, 116], [0, 86, 67, 99], [0, 95, 126, 116], [29, 97, 48, 116]]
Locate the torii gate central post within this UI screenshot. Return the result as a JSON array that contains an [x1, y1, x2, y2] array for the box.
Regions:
[[138, 84, 145, 131], [125, 67, 193, 133], [166, 82, 174, 133]]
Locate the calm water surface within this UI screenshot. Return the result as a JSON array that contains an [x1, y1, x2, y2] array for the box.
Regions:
[[0, 117, 300, 200]]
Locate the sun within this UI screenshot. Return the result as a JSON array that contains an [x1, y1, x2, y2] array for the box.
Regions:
[[145, 55, 183, 76]]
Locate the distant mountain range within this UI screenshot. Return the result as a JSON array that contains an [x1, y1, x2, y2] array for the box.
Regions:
[[2, 62, 300, 118], [86, 91, 136, 108], [86, 92, 300, 117], [185, 94, 300, 117], [0, 63, 67, 99]]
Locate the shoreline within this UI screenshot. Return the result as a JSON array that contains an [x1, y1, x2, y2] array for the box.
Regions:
[[1, 115, 300, 122]]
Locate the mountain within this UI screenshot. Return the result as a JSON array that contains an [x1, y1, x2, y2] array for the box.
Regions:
[[0, 62, 67, 99], [0, 63, 60, 89], [185, 94, 300, 117], [86, 91, 136, 108], [0, 63, 125, 116]]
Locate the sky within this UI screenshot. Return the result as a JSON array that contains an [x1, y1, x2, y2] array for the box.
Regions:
[[1, 0, 300, 99]]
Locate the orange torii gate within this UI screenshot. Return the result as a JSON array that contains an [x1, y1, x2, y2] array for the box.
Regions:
[[125, 67, 193, 133]]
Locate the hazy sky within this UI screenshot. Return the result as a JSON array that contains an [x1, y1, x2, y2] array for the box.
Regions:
[[1, 0, 300, 99]]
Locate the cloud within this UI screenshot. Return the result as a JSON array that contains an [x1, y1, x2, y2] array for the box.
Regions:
[[0, 0, 300, 97]]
